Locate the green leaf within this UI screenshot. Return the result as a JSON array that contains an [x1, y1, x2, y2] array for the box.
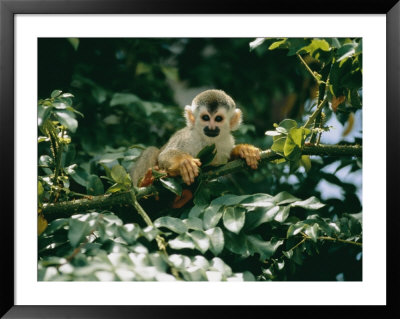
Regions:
[[300, 155, 312, 172], [336, 42, 358, 62], [61, 144, 76, 168], [69, 166, 89, 187], [183, 217, 204, 231], [39, 155, 53, 175], [249, 38, 267, 51], [154, 216, 188, 234], [86, 175, 104, 196], [224, 232, 249, 256], [304, 224, 319, 242], [168, 234, 195, 250], [189, 231, 210, 254], [247, 236, 283, 260], [38, 104, 52, 127], [299, 39, 330, 57], [159, 178, 182, 196], [284, 137, 301, 161], [196, 144, 216, 166], [223, 207, 246, 234], [211, 194, 251, 206], [240, 193, 274, 207], [291, 196, 325, 210], [54, 110, 78, 133], [38, 181, 44, 197], [271, 136, 286, 155], [286, 38, 311, 56], [265, 130, 282, 136], [287, 222, 306, 238], [110, 92, 140, 107], [42, 218, 69, 236], [142, 226, 159, 241], [274, 205, 291, 223], [118, 223, 140, 245], [67, 38, 79, 51], [326, 38, 341, 49], [268, 38, 287, 50], [188, 205, 206, 218], [278, 119, 298, 132], [284, 127, 308, 161], [205, 227, 224, 256], [272, 191, 300, 205], [110, 165, 127, 184], [66, 106, 84, 118], [51, 90, 62, 98], [245, 206, 279, 230], [61, 93, 75, 98], [53, 101, 68, 109], [203, 206, 223, 230], [68, 218, 91, 248], [38, 136, 50, 143], [282, 250, 293, 259]]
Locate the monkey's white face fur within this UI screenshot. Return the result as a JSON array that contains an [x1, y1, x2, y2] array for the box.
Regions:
[[184, 103, 242, 165], [184, 104, 242, 135]]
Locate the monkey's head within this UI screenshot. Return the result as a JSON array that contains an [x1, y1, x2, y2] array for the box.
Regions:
[[184, 90, 242, 138]]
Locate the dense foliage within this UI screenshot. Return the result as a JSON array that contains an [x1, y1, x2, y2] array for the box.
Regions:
[[38, 38, 362, 281]]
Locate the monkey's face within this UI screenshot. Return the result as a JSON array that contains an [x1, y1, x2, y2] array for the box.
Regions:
[[199, 108, 228, 138], [184, 90, 243, 138]]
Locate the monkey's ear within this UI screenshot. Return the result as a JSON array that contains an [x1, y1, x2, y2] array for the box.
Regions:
[[230, 108, 242, 131], [184, 105, 196, 127]]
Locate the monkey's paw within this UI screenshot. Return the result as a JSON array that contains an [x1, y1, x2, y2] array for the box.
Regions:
[[179, 156, 202, 185], [231, 144, 261, 169]]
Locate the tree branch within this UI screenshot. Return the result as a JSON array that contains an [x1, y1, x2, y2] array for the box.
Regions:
[[42, 144, 362, 221]]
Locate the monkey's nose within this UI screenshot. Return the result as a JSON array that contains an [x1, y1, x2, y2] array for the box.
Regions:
[[204, 126, 220, 137]]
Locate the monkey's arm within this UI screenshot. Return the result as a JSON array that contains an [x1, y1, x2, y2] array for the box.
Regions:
[[158, 148, 201, 185], [157, 128, 202, 185], [231, 144, 261, 169]]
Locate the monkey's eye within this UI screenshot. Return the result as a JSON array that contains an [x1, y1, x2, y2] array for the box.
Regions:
[[215, 116, 223, 122], [202, 115, 210, 121]]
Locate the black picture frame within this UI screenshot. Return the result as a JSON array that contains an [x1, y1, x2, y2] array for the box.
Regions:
[[1, 0, 399, 317]]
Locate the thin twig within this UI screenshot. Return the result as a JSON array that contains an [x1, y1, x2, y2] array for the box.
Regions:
[[297, 53, 324, 84]]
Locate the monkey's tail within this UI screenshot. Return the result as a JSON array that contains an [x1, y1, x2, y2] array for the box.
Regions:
[[130, 146, 160, 186]]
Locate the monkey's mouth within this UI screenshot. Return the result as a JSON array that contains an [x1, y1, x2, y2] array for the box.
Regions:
[[204, 127, 220, 137]]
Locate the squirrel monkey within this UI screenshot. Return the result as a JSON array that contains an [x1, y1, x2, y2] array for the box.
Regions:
[[131, 89, 261, 187]]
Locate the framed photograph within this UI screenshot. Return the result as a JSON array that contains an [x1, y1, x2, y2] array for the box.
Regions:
[[1, 0, 398, 317]]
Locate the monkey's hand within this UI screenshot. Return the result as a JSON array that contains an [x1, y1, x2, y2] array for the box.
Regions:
[[167, 154, 202, 185], [231, 144, 261, 169]]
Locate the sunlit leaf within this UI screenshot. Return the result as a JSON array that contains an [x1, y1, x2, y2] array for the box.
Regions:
[[268, 38, 287, 50], [249, 38, 267, 51], [205, 227, 224, 256], [168, 234, 195, 250], [154, 216, 188, 234], [189, 230, 210, 254], [51, 90, 62, 98], [223, 207, 246, 234], [291, 196, 325, 210], [203, 206, 223, 230]]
